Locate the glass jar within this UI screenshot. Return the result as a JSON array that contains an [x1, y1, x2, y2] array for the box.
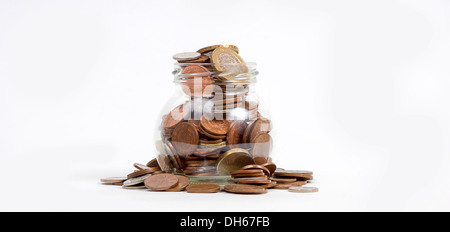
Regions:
[[154, 62, 273, 184]]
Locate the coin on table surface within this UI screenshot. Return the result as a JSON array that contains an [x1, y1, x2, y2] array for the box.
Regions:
[[200, 115, 230, 136], [197, 44, 239, 54], [127, 167, 160, 179], [171, 122, 200, 156], [261, 162, 277, 175], [173, 52, 201, 62], [273, 170, 313, 179], [100, 177, 127, 184], [230, 169, 264, 176], [226, 120, 247, 147], [122, 184, 147, 190], [241, 164, 271, 177], [166, 175, 191, 192], [236, 179, 272, 185], [211, 47, 247, 78], [224, 184, 267, 194], [216, 148, 255, 176], [144, 173, 179, 191], [288, 186, 319, 193], [186, 184, 220, 193], [122, 173, 153, 187], [133, 162, 149, 170], [146, 158, 159, 168]]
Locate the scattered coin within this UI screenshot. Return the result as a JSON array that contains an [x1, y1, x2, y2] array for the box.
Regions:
[[288, 186, 319, 193], [261, 162, 277, 175], [100, 177, 127, 184], [144, 173, 179, 191], [224, 184, 267, 194], [166, 175, 191, 192], [122, 173, 153, 187], [186, 184, 220, 193], [127, 167, 159, 179]]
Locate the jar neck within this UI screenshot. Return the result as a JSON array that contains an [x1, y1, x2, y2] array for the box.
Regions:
[[173, 62, 258, 85]]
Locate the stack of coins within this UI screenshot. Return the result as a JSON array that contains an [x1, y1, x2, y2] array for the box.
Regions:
[[228, 164, 274, 187], [271, 170, 312, 189]]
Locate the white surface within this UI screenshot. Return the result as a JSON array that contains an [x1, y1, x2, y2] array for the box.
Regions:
[[1, 0, 450, 211]]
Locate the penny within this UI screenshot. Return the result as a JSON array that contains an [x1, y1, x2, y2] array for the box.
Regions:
[[241, 164, 271, 177], [216, 148, 255, 176], [127, 167, 160, 179], [181, 65, 214, 96], [197, 44, 239, 54], [250, 133, 272, 164], [186, 184, 220, 193], [166, 175, 190, 192], [230, 169, 263, 176], [236, 179, 272, 184], [242, 120, 257, 144], [224, 184, 267, 194], [226, 120, 247, 147], [211, 47, 247, 78], [156, 154, 174, 173], [270, 177, 297, 183], [200, 116, 230, 135], [122, 173, 153, 187], [144, 173, 179, 191], [261, 162, 277, 175], [146, 158, 159, 168], [100, 177, 127, 184], [171, 122, 199, 156], [231, 172, 267, 178], [163, 104, 189, 129], [173, 52, 201, 62], [249, 118, 272, 143], [288, 186, 319, 193], [273, 170, 313, 179], [198, 125, 227, 139]]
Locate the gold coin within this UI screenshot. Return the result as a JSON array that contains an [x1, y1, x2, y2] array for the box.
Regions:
[[211, 47, 248, 79], [197, 44, 239, 54], [216, 148, 255, 176]]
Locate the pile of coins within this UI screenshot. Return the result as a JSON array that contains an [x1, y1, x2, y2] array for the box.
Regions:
[[158, 44, 273, 176], [100, 157, 318, 194]]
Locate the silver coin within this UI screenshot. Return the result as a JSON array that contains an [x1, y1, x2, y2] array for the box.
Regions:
[[288, 186, 319, 193], [100, 177, 127, 184], [122, 173, 152, 186], [173, 52, 201, 62], [122, 185, 147, 190], [133, 162, 150, 170]]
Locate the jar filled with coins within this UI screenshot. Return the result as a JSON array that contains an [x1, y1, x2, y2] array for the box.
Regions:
[[154, 45, 273, 184]]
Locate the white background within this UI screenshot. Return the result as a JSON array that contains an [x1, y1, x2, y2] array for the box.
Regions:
[[1, 0, 449, 211]]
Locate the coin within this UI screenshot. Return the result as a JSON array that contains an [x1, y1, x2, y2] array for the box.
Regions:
[[181, 65, 214, 97], [146, 158, 159, 168], [226, 120, 247, 147], [156, 154, 174, 173], [122, 173, 153, 187], [127, 167, 160, 179], [173, 52, 201, 62], [235, 179, 272, 185], [230, 169, 263, 176], [133, 163, 150, 170], [211, 47, 247, 78], [183, 55, 210, 63], [241, 164, 271, 177], [249, 118, 272, 142], [200, 115, 230, 135], [197, 44, 239, 54], [171, 122, 199, 156], [250, 133, 273, 164], [122, 184, 147, 190], [186, 184, 220, 193], [270, 177, 297, 183], [144, 173, 179, 191], [261, 162, 277, 175], [216, 148, 255, 176], [163, 104, 189, 129], [223, 184, 267, 194], [166, 175, 191, 192], [273, 170, 313, 179], [100, 177, 127, 184], [288, 186, 319, 193]]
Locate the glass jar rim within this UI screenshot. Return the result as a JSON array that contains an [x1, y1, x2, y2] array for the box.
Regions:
[[173, 62, 258, 84]]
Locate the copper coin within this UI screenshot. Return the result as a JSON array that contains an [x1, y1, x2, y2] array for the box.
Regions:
[[127, 167, 160, 179], [163, 104, 189, 129], [200, 116, 230, 135], [181, 65, 214, 96], [166, 175, 191, 192], [100, 177, 127, 184], [226, 120, 247, 147], [171, 122, 199, 156], [253, 157, 268, 165], [144, 173, 179, 191], [134, 162, 149, 170], [261, 162, 277, 175], [241, 164, 271, 177], [270, 177, 297, 183], [197, 44, 239, 54], [146, 158, 159, 168], [249, 118, 272, 143], [236, 179, 272, 184], [230, 169, 263, 176], [198, 126, 227, 139], [273, 170, 313, 179], [250, 133, 272, 162], [231, 173, 267, 178], [242, 120, 257, 144], [186, 184, 220, 193], [223, 184, 267, 194]]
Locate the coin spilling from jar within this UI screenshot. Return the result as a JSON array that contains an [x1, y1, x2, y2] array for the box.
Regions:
[[100, 158, 317, 194]]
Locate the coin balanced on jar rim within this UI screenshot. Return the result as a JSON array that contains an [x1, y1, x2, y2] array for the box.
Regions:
[[155, 44, 274, 184]]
